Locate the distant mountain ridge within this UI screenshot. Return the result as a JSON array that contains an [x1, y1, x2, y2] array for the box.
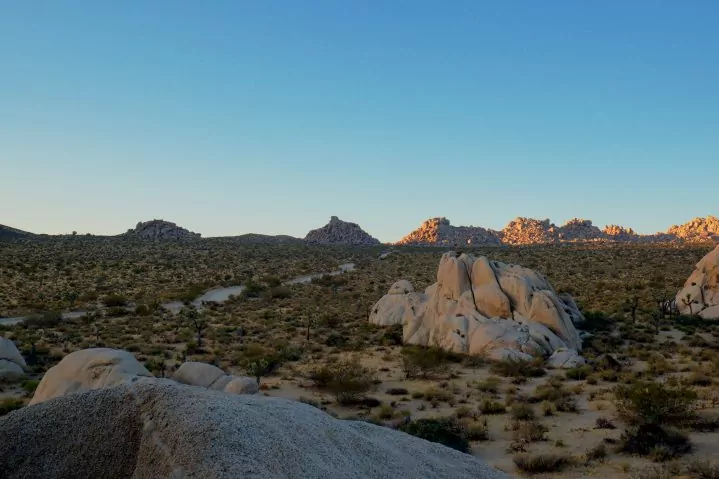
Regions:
[[397, 215, 719, 246], [0, 224, 34, 241]]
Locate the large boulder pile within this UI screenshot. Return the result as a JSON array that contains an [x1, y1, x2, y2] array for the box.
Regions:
[[667, 215, 719, 242], [0, 381, 509, 478], [557, 218, 604, 242], [676, 245, 719, 319], [304, 216, 380, 245], [501, 218, 560, 245], [370, 252, 584, 364], [397, 217, 501, 247], [126, 219, 201, 240], [0, 337, 26, 382], [30, 348, 258, 405]]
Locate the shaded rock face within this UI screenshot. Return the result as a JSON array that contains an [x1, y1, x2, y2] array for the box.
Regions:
[[30, 349, 258, 405], [127, 219, 201, 240], [369, 252, 584, 361], [397, 217, 501, 246], [304, 216, 380, 245], [1, 381, 511, 479], [676, 245, 719, 319], [0, 224, 33, 241], [0, 337, 26, 382]]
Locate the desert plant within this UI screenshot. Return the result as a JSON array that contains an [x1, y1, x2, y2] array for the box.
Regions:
[[513, 453, 571, 473], [309, 360, 376, 405], [614, 380, 697, 426], [398, 418, 470, 453]]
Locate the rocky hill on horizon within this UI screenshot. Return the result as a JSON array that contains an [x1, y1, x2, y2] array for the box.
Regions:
[[304, 216, 380, 245], [125, 219, 201, 241], [397, 215, 719, 247]]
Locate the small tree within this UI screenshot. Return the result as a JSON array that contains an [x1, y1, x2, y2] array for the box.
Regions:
[[246, 358, 272, 386], [681, 294, 694, 316], [182, 306, 208, 348], [625, 296, 640, 323]]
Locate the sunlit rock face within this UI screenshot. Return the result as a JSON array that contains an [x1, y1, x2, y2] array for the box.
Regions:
[[369, 252, 584, 364], [676, 245, 719, 319]]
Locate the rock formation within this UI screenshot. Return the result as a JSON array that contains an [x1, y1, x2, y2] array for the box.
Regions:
[[0, 381, 509, 479], [396, 215, 719, 246], [676, 245, 719, 319], [369, 252, 584, 364], [31, 348, 257, 405], [0, 338, 26, 382], [0, 224, 33, 241], [397, 217, 501, 246], [304, 216, 380, 245], [126, 219, 201, 240], [667, 216, 719, 242]]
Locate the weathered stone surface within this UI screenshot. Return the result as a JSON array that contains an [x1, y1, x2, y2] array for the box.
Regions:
[[369, 252, 584, 362], [126, 219, 201, 240], [676, 245, 719, 318], [304, 216, 380, 245], [397, 217, 501, 246], [1, 381, 510, 479], [547, 348, 586, 369], [30, 348, 153, 404]]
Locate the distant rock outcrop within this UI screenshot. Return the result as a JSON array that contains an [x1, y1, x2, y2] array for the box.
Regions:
[[676, 245, 719, 319], [304, 216, 380, 245], [1, 380, 509, 479], [668, 216, 719, 243], [397, 217, 501, 246], [396, 215, 719, 246], [126, 219, 200, 241], [369, 252, 584, 365]]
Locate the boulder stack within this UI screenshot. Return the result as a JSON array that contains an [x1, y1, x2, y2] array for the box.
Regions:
[[304, 216, 380, 245], [369, 252, 584, 365], [126, 219, 201, 240]]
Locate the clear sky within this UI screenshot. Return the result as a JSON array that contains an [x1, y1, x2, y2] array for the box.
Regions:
[[1, 1, 717, 242]]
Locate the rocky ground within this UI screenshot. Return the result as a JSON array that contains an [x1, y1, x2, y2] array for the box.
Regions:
[[1, 241, 719, 477]]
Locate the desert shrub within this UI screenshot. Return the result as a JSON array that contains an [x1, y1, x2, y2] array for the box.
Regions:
[[511, 419, 548, 443], [565, 365, 592, 380], [102, 294, 127, 307], [581, 311, 613, 332], [595, 417, 616, 429], [686, 460, 719, 479], [386, 387, 408, 396], [689, 414, 719, 432], [513, 453, 571, 473], [268, 286, 291, 299], [475, 376, 501, 394], [479, 399, 506, 415], [614, 380, 697, 426], [0, 398, 24, 417], [510, 403, 535, 421], [463, 418, 489, 441], [400, 346, 453, 379], [585, 443, 607, 462], [23, 311, 62, 328], [378, 324, 403, 346], [618, 424, 691, 459], [21, 379, 40, 395], [398, 418, 470, 453], [324, 333, 348, 347], [490, 358, 545, 379], [134, 304, 152, 316], [309, 360, 376, 405]]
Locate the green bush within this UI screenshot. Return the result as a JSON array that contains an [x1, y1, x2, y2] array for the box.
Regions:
[[490, 358, 545, 379], [614, 380, 697, 426], [400, 346, 454, 379], [565, 365, 592, 380], [398, 418, 470, 453], [309, 360, 376, 405], [618, 424, 691, 459], [0, 398, 24, 417], [102, 294, 128, 307], [479, 399, 506, 415], [513, 453, 572, 473]]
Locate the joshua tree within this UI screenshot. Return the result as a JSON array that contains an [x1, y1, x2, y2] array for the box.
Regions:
[[681, 294, 694, 316], [626, 296, 640, 323], [182, 306, 208, 347], [247, 358, 272, 386]]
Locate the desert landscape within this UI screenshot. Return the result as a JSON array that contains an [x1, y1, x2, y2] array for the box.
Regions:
[[2, 216, 719, 478]]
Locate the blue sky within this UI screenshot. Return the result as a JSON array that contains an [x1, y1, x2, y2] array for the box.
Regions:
[[1, 1, 717, 242]]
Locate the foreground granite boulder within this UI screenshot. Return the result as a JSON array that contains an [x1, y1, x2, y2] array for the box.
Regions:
[[0, 381, 509, 478]]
